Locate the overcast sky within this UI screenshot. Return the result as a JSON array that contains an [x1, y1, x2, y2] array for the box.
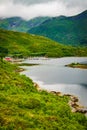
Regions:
[[0, 0, 87, 20]]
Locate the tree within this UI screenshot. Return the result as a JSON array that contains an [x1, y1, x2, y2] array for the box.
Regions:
[[0, 47, 8, 61]]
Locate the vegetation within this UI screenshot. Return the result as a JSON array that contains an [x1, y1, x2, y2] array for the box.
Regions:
[[0, 47, 8, 61], [66, 63, 87, 69], [0, 17, 48, 32], [18, 63, 39, 66], [0, 10, 87, 46], [29, 10, 87, 46], [0, 61, 87, 129], [0, 29, 87, 58]]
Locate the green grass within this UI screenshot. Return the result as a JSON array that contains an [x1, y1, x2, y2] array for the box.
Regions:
[[0, 29, 87, 58], [0, 61, 87, 129], [18, 63, 39, 66]]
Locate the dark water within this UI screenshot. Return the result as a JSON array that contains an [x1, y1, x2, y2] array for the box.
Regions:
[[21, 57, 87, 107]]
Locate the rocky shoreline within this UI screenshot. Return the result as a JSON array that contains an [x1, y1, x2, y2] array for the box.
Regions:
[[19, 66, 87, 116], [34, 82, 87, 116]]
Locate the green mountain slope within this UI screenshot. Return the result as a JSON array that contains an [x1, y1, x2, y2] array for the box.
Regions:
[[0, 17, 49, 32], [0, 61, 87, 129], [1, 10, 87, 46], [0, 29, 87, 57], [29, 10, 87, 46]]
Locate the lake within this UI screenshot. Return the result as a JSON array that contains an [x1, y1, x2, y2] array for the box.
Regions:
[[21, 57, 87, 107]]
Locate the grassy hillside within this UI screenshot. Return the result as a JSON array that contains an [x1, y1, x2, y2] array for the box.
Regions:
[[0, 17, 49, 32], [0, 61, 87, 129], [29, 10, 87, 46], [0, 29, 87, 58]]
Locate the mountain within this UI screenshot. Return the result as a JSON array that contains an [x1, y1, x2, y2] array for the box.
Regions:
[[0, 10, 87, 46], [29, 10, 87, 46], [0, 29, 87, 57], [0, 16, 49, 32]]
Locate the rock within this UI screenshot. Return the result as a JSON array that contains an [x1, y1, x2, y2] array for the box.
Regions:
[[75, 108, 87, 114], [51, 91, 57, 95], [71, 102, 79, 108], [34, 82, 41, 91], [70, 96, 79, 102], [56, 92, 62, 96], [51, 91, 56, 94], [67, 94, 87, 115], [64, 94, 71, 97], [51, 91, 62, 96]]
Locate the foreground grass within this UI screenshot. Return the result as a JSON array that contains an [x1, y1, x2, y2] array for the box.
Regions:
[[0, 61, 87, 130]]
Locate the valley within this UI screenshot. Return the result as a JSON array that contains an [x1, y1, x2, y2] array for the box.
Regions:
[[0, 7, 87, 130]]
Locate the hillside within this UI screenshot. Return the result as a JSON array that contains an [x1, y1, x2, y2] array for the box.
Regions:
[[0, 61, 87, 129], [0, 29, 87, 57], [29, 10, 87, 46], [0, 29, 87, 58], [0, 17, 49, 32]]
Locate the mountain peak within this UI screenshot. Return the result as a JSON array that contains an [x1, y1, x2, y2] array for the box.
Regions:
[[70, 10, 87, 19]]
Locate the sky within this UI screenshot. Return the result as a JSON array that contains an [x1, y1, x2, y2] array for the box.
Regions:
[[0, 0, 87, 20]]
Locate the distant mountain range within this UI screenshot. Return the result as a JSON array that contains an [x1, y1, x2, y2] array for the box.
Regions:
[[0, 17, 48, 32], [0, 10, 87, 46]]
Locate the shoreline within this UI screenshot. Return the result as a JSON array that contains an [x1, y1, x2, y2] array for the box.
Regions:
[[65, 63, 87, 69], [34, 82, 87, 116], [19, 66, 87, 115], [18, 58, 87, 115]]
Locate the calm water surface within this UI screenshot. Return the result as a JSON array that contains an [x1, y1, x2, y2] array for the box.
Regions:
[[21, 57, 87, 107]]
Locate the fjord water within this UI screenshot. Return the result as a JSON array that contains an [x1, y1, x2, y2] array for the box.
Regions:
[[21, 57, 87, 107]]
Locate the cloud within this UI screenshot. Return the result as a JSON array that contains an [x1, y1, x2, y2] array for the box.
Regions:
[[0, 0, 87, 20]]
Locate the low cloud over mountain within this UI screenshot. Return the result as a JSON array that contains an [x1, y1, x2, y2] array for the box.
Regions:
[[0, 0, 87, 20]]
